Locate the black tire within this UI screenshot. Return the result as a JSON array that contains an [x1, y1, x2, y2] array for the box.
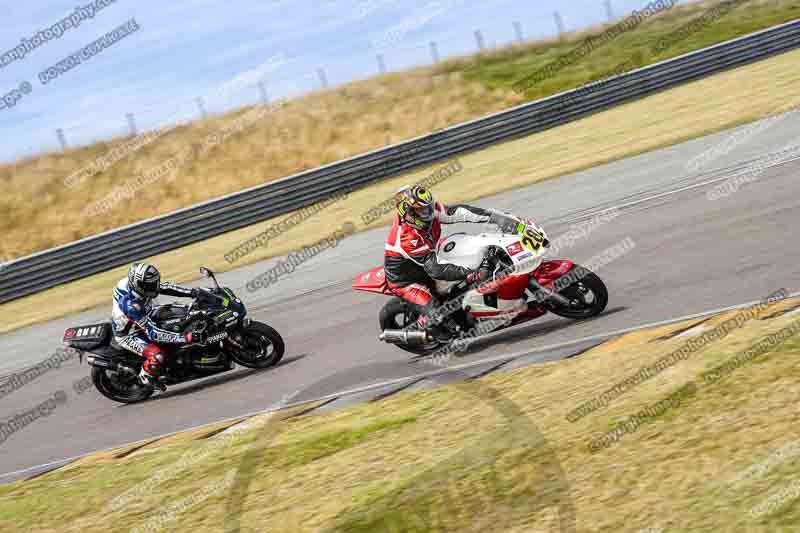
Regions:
[[545, 266, 608, 320], [379, 297, 442, 356], [91, 366, 154, 404], [229, 321, 285, 369]]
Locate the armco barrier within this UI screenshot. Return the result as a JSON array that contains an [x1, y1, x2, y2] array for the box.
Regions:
[[1, 20, 799, 303]]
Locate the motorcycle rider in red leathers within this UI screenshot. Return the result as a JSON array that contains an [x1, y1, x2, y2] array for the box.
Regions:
[[384, 184, 509, 341]]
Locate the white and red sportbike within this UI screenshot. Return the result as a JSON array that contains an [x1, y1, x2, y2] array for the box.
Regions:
[[353, 216, 608, 355]]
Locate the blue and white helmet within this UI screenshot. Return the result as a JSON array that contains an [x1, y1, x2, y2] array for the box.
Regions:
[[128, 263, 160, 298]]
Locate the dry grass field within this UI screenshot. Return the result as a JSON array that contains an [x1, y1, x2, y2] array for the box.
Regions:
[[0, 70, 523, 259]]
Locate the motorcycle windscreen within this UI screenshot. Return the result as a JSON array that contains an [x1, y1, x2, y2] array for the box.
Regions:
[[352, 266, 391, 294]]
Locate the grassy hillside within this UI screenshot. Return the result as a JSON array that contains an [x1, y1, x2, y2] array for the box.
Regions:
[[445, 0, 799, 100], [2, 0, 798, 260], [1, 71, 522, 259]]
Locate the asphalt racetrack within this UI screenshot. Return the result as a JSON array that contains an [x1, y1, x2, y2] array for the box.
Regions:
[[1, 112, 799, 481]]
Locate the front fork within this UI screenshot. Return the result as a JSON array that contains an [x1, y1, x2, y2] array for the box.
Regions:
[[528, 276, 574, 307]]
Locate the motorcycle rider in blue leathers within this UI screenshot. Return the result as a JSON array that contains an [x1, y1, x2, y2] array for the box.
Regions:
[[112, 263, 205, 391]]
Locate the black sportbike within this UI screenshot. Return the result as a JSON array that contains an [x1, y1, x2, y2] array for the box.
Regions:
[[63, 267, 284, 404]]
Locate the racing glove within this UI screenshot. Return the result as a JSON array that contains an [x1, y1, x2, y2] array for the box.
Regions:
[[466, 269, 487, 285], [465, 255, 496, 285]]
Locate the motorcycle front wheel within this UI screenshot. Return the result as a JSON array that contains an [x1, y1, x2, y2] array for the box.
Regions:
[[545, 266, 609, 319], [228, 321, 285, 369]]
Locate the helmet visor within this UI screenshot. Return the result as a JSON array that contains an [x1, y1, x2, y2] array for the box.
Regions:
[[411, 203, 434, 222], [140, 278, 159, 298]]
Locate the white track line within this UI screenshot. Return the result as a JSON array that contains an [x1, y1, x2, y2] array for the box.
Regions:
[[2, 291, 798, 483]]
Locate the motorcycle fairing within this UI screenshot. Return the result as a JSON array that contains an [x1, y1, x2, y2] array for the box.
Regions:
[[531, 260, 575, 286], [352, 266, 391, 295]]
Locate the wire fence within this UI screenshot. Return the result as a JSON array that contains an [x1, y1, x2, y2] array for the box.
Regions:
[[33, 0, 659, 158]]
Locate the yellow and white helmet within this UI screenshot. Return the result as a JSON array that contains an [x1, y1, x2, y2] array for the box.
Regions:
[[394, 184, 435, 230]]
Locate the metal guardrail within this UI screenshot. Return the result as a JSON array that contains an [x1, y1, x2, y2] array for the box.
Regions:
[[2, 20, 799, 304]]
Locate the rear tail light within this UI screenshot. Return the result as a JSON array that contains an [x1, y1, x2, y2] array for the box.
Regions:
[[63, 329, 76, 345]]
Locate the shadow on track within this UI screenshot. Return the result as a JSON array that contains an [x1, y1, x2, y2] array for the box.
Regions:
[[407, 306, 628, 363], [146, 353, 309, 402]]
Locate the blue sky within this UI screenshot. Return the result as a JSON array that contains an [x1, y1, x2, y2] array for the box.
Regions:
[[0, 0, 690, 161]]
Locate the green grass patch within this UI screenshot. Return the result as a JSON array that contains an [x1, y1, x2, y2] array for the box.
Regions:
[[275, 415, 418, 468], [326, 443, 565, 533], [440, 0, 800, 100]]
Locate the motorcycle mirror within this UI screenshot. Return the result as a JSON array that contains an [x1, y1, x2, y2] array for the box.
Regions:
[[200, 266, 222, 290]]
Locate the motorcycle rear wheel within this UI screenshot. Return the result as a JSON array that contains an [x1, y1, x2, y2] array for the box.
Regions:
[[91, 366, 154, 404], [379, 297, 443, 356]]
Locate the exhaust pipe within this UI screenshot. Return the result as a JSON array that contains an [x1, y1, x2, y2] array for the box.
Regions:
[[379, 329, 430, 345], [87, 356, 137, 377], [86, 355, 116, 369]]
